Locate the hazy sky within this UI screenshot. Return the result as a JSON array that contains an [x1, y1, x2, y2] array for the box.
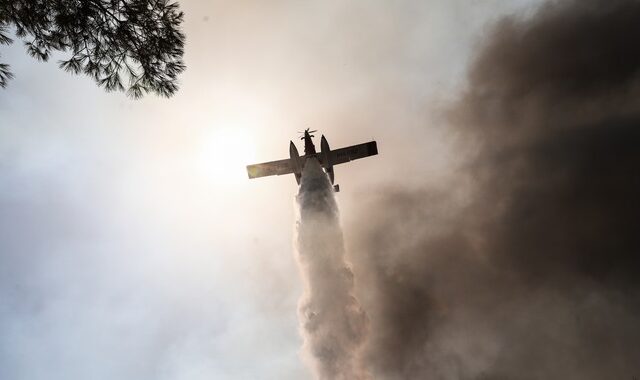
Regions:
[[9, 0, 628, 379]]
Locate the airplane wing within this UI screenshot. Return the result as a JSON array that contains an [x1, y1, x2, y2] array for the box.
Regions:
[[329, 141, 378, 166], [246, 158, 293, 179]]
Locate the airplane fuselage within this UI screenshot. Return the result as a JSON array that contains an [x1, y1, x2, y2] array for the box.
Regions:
[[303, 130, 317, 155]]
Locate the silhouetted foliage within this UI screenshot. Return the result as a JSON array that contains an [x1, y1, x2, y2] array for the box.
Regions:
[[0, 0, 185, 98]]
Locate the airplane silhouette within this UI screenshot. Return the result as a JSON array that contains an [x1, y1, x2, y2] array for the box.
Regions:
[[246, 129, 378, 192]]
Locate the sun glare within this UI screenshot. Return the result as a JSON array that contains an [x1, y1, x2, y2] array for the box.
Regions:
[[200, 125, 256, 185], [198, 125, 257, 186]]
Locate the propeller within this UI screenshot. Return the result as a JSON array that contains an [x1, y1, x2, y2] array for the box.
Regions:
[[298, 128, 317, 139]]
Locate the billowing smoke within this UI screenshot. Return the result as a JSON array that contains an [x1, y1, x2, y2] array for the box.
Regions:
[[295, 158, 369, 380], [347, 0, 640, 379]]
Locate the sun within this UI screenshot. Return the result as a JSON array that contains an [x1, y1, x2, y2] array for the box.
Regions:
[[198, 125, 257, 186]]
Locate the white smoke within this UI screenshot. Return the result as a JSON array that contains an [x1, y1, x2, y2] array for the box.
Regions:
[[295, 158, 369, 380]]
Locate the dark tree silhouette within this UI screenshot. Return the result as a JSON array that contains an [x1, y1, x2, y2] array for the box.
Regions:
[[0, 0, 185, 98]]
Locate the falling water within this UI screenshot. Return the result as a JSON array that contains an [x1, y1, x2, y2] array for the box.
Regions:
[[295, 158, 369, 380]]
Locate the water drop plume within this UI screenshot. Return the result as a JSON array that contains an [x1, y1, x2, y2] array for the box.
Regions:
[[295, 158, 369, 380]]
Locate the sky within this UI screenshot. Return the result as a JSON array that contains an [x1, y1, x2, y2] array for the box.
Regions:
[[3, 0, 639, 379]]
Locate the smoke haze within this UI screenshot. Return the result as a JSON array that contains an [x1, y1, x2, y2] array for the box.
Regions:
[[3, 0, 640, 378], [347, 0, 640, 378], [296, 159, 369, 380]]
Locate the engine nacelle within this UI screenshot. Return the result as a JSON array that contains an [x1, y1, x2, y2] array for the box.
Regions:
[[320, 135, 335, 184], [289, 141, 303, 184]]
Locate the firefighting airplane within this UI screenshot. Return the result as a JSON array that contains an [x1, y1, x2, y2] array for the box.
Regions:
[[246, 129, 378, 192]]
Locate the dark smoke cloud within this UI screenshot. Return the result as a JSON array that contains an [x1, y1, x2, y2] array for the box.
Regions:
[[347, 1, 640, 378]]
